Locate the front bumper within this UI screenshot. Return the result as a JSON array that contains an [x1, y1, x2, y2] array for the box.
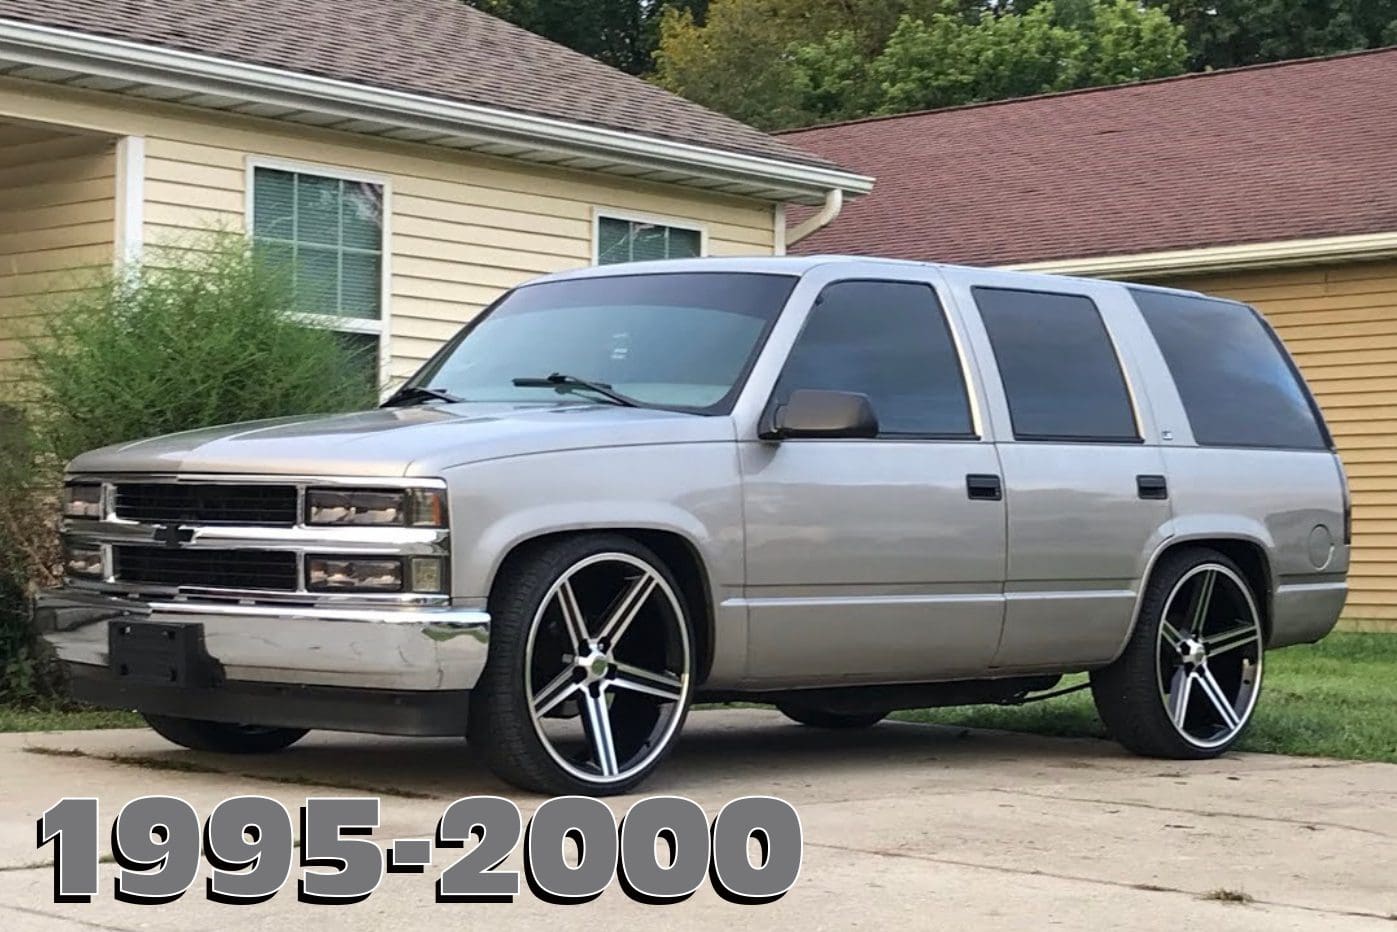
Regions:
[[36, 588, 491, 693]]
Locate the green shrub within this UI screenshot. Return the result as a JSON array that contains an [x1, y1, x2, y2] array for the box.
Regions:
[[25, 235, 380, 465], [0, 234, 380, 702]]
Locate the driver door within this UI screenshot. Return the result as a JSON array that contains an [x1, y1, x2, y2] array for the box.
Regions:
[[738, 276, 1007, 686]]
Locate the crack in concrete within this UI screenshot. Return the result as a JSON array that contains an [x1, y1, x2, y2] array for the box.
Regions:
[[988, 786, 1395, 840], [0, 902, 145, 932], [19, 746, 443, 800], [803, 839, 1394, 922]]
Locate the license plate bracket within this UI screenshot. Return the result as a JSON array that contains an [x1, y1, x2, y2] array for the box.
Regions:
[[108, 621, 222, 687]]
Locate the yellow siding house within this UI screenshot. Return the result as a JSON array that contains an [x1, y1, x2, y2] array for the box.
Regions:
[[0, 0, 870, 391]]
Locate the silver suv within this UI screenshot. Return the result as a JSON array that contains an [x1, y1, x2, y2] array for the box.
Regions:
[[38, 257, 1349, 795]]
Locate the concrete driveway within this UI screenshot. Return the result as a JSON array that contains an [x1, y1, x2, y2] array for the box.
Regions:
[[2, 708, 1393, 930]]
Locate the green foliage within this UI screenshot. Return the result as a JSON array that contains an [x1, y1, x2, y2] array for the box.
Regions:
[[24, 236, 379, 467], [0, 235, 378, 702], [466, 0, 711, 75], [655, 0, 1188, 129], [1147, 0, 1397, 71]]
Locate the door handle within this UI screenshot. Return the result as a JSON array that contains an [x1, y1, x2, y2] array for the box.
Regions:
[[966, 474, 1002, 501], [1137, 474, 1169, 500]]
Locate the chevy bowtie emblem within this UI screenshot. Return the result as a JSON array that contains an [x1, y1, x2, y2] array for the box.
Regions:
[[152, 525, 195, 548]]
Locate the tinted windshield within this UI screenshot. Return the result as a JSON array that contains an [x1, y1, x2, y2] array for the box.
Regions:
[[406, 272, 798, 413]]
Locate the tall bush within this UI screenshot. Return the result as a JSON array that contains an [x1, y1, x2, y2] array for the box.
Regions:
[[0, 234, 380, 701], [26, 236, 380, 466]]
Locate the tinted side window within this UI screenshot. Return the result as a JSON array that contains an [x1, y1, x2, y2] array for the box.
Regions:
[[774, 280, 974, 437], [1131, 289, 1328, 450], [974, 287, 1139, 442]]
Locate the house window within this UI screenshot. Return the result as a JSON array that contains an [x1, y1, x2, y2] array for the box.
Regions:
[[596, 214, 703, 265], [251, 165, 385, 383]]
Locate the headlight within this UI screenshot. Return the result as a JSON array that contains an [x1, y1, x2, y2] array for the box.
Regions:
[[305, 488, 447, 528], [63, 541, 103, 578], [61, 483, 103, 519], [307, 556, 404, 592]]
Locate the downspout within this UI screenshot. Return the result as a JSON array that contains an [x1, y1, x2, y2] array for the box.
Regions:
[[785, 188, 843, 247]]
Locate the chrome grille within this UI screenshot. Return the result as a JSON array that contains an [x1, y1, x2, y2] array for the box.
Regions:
[[114, 483, 298, 527], [113, 546, 298, 591]]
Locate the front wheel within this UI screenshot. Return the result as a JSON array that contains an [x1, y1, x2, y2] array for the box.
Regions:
[[468, 534, 695, 796], [142, 714, 307, 754], [1091, 548, 1264, 759]]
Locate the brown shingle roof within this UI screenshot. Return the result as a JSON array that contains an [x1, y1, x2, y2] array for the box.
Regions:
[[0, 0, 836, 169], [780, 48, 1397, 265]]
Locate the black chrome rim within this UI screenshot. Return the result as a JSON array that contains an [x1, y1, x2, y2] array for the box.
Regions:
[[524, 552, 691, 784], [1155, 563, 1263, 749]]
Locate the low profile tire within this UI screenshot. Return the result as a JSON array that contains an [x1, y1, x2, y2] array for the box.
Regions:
[[141, 713, 307, 754], [1091, 547, 1264, 759], [777, 703, 887, 729], [468, 534, 695, 796]]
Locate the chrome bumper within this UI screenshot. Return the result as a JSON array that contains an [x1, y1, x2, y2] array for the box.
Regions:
[[37, 588, 491, 691]]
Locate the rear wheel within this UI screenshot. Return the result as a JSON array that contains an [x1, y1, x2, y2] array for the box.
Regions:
[[1091, 548, 1264, 759], [777, 703, 887, 729], [468, 534, 694, 796], [142, 714, 307, 754]]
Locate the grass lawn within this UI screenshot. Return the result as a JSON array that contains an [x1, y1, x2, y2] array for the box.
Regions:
[[2, 633, 1393, 763], [895, 631, 1397, 763], [0, 704, 140, 732]]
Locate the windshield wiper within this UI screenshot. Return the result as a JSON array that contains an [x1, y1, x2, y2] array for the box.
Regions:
[[381, 385, 466, 407], [511, 372, 640, 408]]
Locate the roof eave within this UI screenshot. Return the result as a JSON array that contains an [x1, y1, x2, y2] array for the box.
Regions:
[[999, 231, 1397, 279], [0, 18, 872, 205]]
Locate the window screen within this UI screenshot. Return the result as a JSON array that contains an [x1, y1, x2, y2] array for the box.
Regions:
[[974, 287, 1138, 442], [1131, 289, 1327, 450], [252, 167, 383, 320], [596, 216, 702, 265], [774, 280, 974, 437]]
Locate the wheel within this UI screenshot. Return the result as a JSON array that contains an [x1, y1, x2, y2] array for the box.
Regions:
[[468, 534, 695, 796], [1091, 547, 1264, 759], [777, 703, 887, 729], [141, 713, 307, 754]]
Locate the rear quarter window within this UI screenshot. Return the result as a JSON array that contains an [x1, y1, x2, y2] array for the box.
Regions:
[[1130, 289, 1328, 450]]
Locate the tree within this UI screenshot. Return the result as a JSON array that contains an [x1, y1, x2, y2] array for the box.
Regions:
[[656, 0, 1189, 129], [1146, 0, 1397, 71], [465, 0, 711, 75]]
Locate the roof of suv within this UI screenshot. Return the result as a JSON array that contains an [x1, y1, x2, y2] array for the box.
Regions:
[[532, 255, 1206, 298]]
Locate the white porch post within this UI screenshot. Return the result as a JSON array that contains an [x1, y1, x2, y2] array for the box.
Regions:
[[113, 135, 145, 267]]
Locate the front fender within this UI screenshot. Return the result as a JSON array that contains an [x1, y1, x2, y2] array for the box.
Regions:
[[442, 442, 744, 609]]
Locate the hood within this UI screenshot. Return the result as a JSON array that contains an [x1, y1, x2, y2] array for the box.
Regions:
[[67, 403, 736, 477]]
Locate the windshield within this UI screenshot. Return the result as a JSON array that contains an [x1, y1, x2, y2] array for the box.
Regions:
[[405, 272, 799, 413]]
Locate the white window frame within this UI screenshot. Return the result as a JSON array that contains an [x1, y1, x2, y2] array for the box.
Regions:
[[591, 208, 708, 266], [244, 155, 393, 393]]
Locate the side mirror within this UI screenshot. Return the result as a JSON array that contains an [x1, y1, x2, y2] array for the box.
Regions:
[[763, 389, 879, 440]]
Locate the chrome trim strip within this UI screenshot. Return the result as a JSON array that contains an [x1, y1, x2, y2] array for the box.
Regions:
[[62, 577, 452, 607]]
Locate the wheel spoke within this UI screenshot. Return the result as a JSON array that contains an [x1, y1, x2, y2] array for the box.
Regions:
[[1205, 624, 1259, 658], [581, 690, 619, 776], [597, 572, 659, 647], [1160, 620, 1185, 652], [555, 579, 589, 650], [610, 662, 684, 702], [1167, 667, 1194, 729], [1196, 666, 1242, 731], [1185, 570, 1216, 635], [532, 668, 580, 717]]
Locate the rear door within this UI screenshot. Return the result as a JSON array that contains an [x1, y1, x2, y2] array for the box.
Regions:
[[946, 274, 1173, 669]]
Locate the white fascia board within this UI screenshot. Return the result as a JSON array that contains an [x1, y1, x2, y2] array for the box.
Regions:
[[1000, 231, 1397, 278], [0, 18, 873, 202]]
